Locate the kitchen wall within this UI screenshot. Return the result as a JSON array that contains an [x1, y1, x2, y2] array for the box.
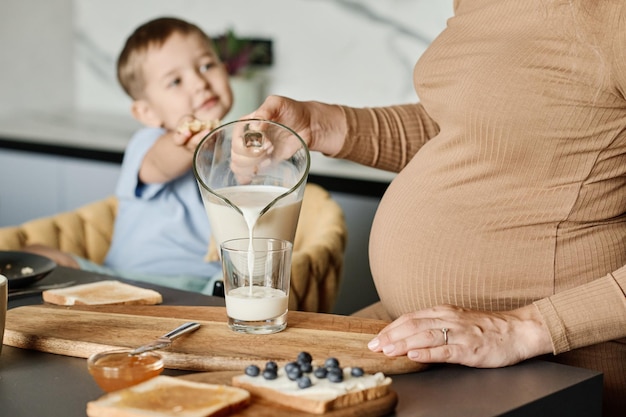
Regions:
[[0, 0, 75, 114], [1, 0, 453, 114], [73, 0, 452, 114], [1, 0, 454, 314]]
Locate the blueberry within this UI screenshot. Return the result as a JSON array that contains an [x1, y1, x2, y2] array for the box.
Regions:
[[297, 351, 312, 364], [324, 357, 340, 369], [313, 366, 328, 378], [297, 376, 313, 389], [245, 364, 260, 377], [299, 361, 313, 373], [265, 361, 278, 371], [351, 367, 365, 377], [328, 367, 343, 376], [285, 361, 300, 373], [262, 369, 278, 380], [287, 367, 303, 381], [327, 367, 344, 383]]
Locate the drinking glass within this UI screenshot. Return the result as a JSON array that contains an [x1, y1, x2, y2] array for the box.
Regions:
[[221, 238, 292, 334]]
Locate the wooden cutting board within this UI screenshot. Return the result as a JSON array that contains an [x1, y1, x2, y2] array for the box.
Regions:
[[4, 304, 427, 375], [178, 371, 398, 417]]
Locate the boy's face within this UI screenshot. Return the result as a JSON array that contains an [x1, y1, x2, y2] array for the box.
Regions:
[[132, 32, 233, 130]]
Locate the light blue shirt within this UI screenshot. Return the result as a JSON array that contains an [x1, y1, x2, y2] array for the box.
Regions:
[[101, 127, 220, 292]]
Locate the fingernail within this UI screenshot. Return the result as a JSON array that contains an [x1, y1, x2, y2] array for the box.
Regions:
[[367, 338, 379, 350], [382, 345, 395, 355], [408, 351, 419, 360]]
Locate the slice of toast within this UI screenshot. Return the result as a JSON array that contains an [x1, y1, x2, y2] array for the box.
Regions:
[[87, 375, 250, 417], [232, 367, 392, 414], [42, 280, 162, 306]]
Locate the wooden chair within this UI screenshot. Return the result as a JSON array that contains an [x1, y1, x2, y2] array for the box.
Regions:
[[0, 183, 347, 313]]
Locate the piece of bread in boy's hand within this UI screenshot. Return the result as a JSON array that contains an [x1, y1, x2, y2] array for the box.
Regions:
[[86, 375, 251, 417], [42, 280, 162, 306], [176, 118, 220, 135]]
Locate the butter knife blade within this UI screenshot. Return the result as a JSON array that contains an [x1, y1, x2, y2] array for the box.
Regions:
[[129, 322, 201, 355]]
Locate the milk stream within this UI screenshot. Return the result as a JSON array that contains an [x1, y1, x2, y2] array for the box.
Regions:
[[204, 185, 301, 250], [205, 185, 299, 319], [241, 207, 258, 297]]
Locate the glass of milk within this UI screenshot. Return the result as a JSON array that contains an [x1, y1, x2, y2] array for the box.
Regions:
[[221, 238, 292, 334], [193, 119, 310, 255]]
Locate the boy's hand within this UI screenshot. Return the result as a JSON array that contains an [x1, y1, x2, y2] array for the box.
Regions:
[[173, 115, 220, 151]]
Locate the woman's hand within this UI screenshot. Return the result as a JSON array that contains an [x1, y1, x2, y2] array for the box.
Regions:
[[227, 95, 347, 183], [228, 120, 277, 184], [245, 95, 347, 156], [367, 304, 553, 368]]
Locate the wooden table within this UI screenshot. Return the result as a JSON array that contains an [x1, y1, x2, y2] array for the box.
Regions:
[[1, 267, 603, 416]]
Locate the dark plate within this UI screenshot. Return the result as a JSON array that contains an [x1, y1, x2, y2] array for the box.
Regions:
[[0, 251, 57, 289]]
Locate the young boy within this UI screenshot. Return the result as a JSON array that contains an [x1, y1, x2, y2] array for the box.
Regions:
[[28, 17, 232, 294]]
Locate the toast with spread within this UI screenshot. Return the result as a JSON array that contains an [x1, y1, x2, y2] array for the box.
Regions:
[[87, 375, 251, 417], [231, 352, 393, 414]]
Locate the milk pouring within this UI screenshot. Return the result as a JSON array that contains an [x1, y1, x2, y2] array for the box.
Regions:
[[193, 119, 309, 334], [203, 185, 302, 252], [193, 119, 309, 250], [204, 184, 300, 306]]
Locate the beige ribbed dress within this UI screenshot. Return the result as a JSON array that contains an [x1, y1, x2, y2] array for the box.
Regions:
[[339, 0, 626, 414]]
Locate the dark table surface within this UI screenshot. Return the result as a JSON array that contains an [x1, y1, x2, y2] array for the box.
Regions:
[[1, 267, 603, 416]]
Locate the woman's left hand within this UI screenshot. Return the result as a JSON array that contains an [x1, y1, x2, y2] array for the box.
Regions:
[[367, 304, 553, 368]]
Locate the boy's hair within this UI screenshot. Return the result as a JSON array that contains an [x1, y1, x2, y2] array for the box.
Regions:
[[117, 17, 214, 99]]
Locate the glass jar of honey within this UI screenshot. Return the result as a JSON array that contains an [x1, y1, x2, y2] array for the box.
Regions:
[[87, 349, 164, 392]]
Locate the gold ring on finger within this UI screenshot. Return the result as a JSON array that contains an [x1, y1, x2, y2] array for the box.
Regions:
[[441, 327, 449, 345]]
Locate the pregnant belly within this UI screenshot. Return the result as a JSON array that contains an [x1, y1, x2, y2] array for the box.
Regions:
[[368, 177, 557, 319]]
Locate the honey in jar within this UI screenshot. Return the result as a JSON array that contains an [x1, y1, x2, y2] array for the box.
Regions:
[[88, 349, 164, 392]]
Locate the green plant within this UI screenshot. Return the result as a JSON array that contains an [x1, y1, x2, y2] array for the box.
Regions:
[[213, 28, 272, 77]]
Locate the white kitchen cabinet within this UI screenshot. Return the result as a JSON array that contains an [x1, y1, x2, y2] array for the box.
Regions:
[[60, 156, 120, 211], [0, 149, 120, 227]]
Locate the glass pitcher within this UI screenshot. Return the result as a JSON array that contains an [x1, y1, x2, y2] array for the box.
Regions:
[[193, 119, 310, 252]]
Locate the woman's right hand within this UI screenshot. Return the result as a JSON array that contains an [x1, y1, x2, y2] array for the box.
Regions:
[[229, 95, 346, 183], [244, 95, 346, 156]]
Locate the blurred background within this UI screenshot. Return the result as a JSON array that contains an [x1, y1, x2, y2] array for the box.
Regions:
[[1, 0, 452, 114], [0, 0, 453, 314]]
